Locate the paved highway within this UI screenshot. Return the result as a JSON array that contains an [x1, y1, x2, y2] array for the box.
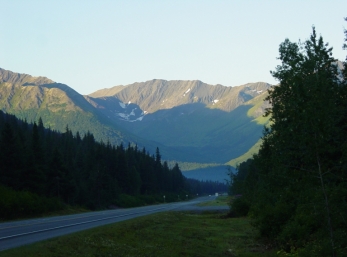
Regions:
[[0, 196, 228, 251]]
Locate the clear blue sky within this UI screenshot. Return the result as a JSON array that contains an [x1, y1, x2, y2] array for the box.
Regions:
[[1, 1, 346, 95]]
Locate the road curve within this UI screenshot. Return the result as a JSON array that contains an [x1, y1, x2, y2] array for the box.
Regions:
[[0, 196, 228, 251]]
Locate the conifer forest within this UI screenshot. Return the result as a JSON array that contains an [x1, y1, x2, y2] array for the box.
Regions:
[[230, 25, 347, 256], [0, 111, 226, 220]]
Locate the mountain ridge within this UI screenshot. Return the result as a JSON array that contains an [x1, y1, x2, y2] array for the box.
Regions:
[[87, 79, 271, 164], [89, 79, 270, 114], [0, 67, 271, 178], [0, 68, 53, 86], [0, 67, 140, 147]]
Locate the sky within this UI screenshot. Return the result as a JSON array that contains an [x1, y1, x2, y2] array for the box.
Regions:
[[1, 1, 346, 95]]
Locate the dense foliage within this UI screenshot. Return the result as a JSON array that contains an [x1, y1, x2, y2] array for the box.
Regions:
[[0, 111, 224, 219], [185, 178, 228, 196], [230, 25, 347, 256]]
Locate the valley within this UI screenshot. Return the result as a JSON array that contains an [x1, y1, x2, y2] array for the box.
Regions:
[[0, 67, 271, 181]]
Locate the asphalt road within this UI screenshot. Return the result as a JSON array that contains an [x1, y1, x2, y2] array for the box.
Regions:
[[0, 196, 229, 251]]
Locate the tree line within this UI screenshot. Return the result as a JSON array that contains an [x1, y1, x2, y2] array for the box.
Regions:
[[186, 178, 228, 196], [0, 110, 225, 219], [230, 24, 347, 256]]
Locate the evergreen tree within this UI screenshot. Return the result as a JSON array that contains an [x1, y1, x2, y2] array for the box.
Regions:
[[0, 122, 22, 189], [237, 27, 347, 255], [25, 122, 47, 194], [47, 147, 66, 198], [0, 110, 208, 214]]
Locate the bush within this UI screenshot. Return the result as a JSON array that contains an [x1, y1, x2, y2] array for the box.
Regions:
[[230, 197, 249, 217], [116, 194, 143, 208], [0, 185, 65, 220], [138, 195, 157, 205]]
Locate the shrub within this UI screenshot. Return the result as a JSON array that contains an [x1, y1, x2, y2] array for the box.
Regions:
[[0, 185, 65, 220], [230, 197, 249, 217]]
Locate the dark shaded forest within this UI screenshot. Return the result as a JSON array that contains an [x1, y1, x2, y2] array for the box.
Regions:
[[0, 111, 226, 220], [230, 25, 347, 256]]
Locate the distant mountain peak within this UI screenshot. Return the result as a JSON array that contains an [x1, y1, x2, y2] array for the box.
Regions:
[[89, 79, 271, 114], [0, 67, 54, 86], [0, 67, 272, 168]]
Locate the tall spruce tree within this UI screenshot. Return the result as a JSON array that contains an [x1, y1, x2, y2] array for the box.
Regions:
[[0, 122, 21, 189], [240, 27, 347, 256], [25, 122, 47, 194]]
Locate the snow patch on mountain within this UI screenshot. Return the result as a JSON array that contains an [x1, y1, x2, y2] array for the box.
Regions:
[[130, 109, 136, 116], [183, 88, 191, 96], [117, 113, 127, 119], [116, 110, 146, 122]]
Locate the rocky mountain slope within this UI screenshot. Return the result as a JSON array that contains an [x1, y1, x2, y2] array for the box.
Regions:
[[90, 79, 269, 113], [0, 68, 142, 147], [87, 80, 271, 163], [0, 67, 271, 173]]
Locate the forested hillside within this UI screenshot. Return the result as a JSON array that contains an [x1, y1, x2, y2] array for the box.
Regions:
[[0, 111, 227, 220], [0, 68, 270, 169], [0, 71, 133, 147], [230, 26, 347, 256]]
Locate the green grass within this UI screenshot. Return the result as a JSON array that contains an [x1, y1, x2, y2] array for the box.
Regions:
[[0, 212, 275, 257], [197, 195, 231, 207], [226, 139, 262, 167], [170, 161, 222, 171]]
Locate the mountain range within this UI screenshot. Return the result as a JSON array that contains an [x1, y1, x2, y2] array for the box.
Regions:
[[0, 67, 271, 181]]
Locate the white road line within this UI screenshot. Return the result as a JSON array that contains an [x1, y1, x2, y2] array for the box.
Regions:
[[0, 209, 131, 230], [0, 207, 166, 240]]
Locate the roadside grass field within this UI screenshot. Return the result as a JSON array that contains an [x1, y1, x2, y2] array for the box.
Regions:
[[197, 195, 231, 207], [0, 211, 275, 257]]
